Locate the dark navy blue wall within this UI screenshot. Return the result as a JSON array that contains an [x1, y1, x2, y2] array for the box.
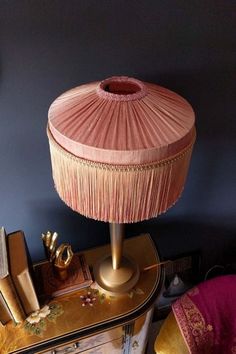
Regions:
[[0, 1, 235, 273]]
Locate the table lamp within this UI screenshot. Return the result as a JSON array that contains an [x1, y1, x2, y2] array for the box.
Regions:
[[47, 76, 196, 293]]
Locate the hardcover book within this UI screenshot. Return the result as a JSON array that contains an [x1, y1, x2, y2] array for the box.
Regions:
[[0, 227, 25, 324], [35, 253, 93, 299], [7, 230, 40, 315]]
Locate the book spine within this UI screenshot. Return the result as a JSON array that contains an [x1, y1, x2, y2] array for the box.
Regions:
[[0, 276, 25, 323], [13, 271, 40, 315], [7, 231, 40, 315]]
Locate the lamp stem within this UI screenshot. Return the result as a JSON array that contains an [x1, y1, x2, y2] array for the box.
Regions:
[[109, 223, 124, 270]]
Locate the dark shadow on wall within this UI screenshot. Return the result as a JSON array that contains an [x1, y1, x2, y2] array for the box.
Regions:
[[127, 218, 236, 278]]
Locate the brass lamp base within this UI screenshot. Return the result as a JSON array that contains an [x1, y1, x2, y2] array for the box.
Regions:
[[94, 255, 140, 294]]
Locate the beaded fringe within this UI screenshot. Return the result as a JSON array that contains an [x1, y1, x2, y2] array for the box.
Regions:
[[47, 129, 195, 223]]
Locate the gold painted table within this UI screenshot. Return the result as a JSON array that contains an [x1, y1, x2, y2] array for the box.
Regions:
[[0, 234, 163, 354]]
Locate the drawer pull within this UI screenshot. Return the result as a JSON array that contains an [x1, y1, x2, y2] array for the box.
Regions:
[[51, 342, 80, 354]]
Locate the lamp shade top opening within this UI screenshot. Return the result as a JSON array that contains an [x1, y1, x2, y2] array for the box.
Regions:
[[97, 76, 147, 101], [48, 76, 195, 165]]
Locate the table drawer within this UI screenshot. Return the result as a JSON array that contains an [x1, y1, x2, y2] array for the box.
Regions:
[[41, 327, 123, 354], [81, 337, 123, 354]]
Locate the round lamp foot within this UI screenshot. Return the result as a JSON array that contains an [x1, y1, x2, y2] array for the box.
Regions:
[[93, 255, 140, 294]]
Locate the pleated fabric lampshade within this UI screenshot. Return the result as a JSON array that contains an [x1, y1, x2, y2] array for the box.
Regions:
[[47, 76, 196, 224], [47, 76, 196, 293]]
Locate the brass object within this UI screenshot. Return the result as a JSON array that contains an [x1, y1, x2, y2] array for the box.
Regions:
[[94, 255, 140, 294], [110, 223, 124, 270], [54, 244, 73, 268], [53, 243, 74, 281], [41, 232, 74, 280], [41, 231, 58, 261], [94, 223, 140, 294]]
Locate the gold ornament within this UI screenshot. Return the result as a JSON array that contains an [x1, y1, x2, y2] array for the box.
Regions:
[[41, 231, 74, 280]]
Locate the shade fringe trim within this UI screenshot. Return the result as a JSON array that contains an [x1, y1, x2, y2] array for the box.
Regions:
[[47, 128, 195, 223]]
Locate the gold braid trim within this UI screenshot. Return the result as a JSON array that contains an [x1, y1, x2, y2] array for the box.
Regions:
[[47, 127, 196, 172], [173, 294, 214, 353]]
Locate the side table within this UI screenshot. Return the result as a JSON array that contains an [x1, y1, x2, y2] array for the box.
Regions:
[[0, 234, 163, 354]]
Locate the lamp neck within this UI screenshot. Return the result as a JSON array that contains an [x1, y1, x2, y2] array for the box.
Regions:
[[109, 223, 125, 270]]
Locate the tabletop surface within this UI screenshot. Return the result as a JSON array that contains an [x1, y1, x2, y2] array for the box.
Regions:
[[0, 234, 163, 354]]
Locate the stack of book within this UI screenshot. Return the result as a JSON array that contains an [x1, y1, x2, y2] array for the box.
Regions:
[[0, 227, 40, 325]]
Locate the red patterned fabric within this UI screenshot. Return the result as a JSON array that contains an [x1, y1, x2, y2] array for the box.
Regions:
[[172, 275, 236, 353]]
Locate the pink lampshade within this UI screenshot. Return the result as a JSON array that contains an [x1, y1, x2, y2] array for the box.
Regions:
[[47, 76, 196, 223]]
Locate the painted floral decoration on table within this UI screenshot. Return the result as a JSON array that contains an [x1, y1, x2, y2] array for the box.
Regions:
[[80, 291, 96, 307], [24, 303, 64, 336]]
